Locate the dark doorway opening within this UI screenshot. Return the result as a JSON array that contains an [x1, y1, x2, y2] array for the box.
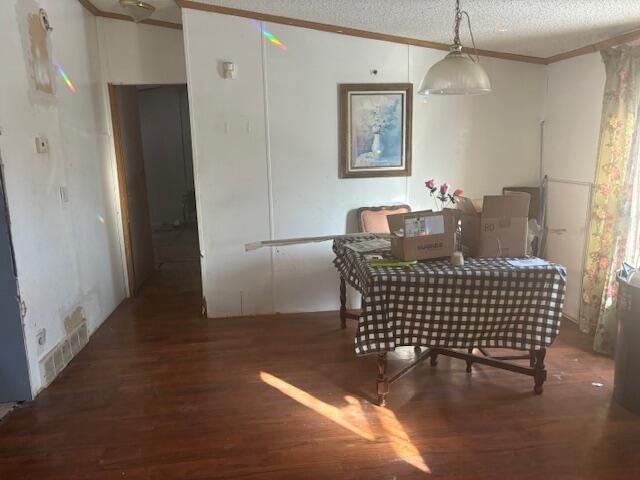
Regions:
[[108, 84, 201, 297]]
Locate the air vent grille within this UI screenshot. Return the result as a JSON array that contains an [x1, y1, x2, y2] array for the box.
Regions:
[[39, 322, 89, 388]]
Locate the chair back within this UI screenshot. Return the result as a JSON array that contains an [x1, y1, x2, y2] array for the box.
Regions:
[[357, 205, 411, 233]]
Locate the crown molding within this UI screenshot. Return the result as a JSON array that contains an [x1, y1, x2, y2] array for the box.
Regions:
[[79, 0, 640, 65], [544, 28, 640, 64], [78, 0, 182, 30], [175, 0, 546, 64], [175, 0, 640, 65]]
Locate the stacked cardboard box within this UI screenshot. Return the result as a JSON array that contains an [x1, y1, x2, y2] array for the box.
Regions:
[[386, 192, 531, 261], [458, 192, 531, 258], [386, 209, 459, 261]]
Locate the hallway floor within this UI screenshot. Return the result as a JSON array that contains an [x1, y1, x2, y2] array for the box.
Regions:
[[142, 223, 201, 295], [0, 289, 639, 479]]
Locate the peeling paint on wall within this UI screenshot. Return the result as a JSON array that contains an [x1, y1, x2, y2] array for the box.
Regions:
[[63, 307, 85, 335], [16, 0, 55, 105]]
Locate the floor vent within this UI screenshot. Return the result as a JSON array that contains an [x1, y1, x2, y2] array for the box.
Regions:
[[40, 322, 89, 388]]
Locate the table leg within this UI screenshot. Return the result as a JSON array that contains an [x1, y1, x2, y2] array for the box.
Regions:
[[339, 277, 347, 329], [466, 347, 474, 372], [377, 352, 389, 406], [429, 349, 439, 367], [533, 348, 547, 394], [529, 350, 536, 368]]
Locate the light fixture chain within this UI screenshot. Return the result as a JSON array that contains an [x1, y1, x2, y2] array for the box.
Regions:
[[462, 10, 481, 63], [453, 0, 462, 48]]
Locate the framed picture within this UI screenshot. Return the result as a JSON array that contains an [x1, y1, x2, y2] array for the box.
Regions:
[[339, 83, 412, 178]]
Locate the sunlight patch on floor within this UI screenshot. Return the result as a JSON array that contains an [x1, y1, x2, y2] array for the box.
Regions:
[[374, 401, 430, 473], [260, 371, 375, 440], [260, 371, 430, 474]]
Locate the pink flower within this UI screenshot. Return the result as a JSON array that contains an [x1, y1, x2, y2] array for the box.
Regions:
[[453, 188, 463, 197], [440, 183, 449, 195], [599, 257, 609, 270], [425, 179, 435, 189], [610, 166, 620, 180]]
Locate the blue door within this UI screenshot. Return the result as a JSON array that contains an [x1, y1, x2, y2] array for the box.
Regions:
[[0, 161, 32, 402]]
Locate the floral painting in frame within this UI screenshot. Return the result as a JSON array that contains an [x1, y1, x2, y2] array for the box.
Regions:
[[339, 83, 412, 178]]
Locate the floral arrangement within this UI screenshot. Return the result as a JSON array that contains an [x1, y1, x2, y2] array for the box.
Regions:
[[425, 179, 463, 210]]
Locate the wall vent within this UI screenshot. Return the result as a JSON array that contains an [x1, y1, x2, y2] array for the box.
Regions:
[[39, 322, 89, 388]]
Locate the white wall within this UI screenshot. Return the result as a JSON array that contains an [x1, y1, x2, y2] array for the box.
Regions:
[[544, 54, 604, 183], [97, 18, 187, 85], [183, 9, 548, 317], [138, 85, 194, 227], [184, 10, 273, 316], [543, 53, 605, 320], [0, 0, 126, 394]]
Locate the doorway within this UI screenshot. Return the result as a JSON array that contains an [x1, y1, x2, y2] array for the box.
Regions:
[[108, 84, 201, 297], [0, 152, 32, 404]]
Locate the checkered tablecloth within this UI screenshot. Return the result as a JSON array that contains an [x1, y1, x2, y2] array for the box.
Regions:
[[333, 236, 567, 356]]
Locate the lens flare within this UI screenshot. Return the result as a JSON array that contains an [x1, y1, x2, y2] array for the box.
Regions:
[[54, 62, 77, 93], [250, 20, 287, 50]]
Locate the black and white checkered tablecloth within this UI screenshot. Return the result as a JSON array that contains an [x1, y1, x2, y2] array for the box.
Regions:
[[333, 235, 567, 356]]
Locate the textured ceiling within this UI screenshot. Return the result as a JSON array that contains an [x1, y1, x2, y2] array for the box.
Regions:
[[92, 0, 640, 58]]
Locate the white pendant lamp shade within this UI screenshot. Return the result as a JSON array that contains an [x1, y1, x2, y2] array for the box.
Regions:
[[419, 0, 492, 96], [418, 50, 492, 96], [119, 0, 155, 22]]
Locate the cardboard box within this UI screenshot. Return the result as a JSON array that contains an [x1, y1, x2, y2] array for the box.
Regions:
[[458, 193, 530, 258], [502, 186, 541, 221], [386, 209, 459, 261]]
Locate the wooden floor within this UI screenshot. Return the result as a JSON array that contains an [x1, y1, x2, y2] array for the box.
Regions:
[[1, 287, 639, 479]]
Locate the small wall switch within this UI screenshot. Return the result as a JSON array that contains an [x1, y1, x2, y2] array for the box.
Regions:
[[222, 62, 236, 79], [35, 136, 49, 154], [59, 186, 69, 204]]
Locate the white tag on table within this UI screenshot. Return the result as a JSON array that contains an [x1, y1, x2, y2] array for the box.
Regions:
[[344, 238, 391, 253], [507, 258, 549, 268]]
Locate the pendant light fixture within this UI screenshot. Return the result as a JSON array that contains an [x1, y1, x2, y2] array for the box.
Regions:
[[119, 0, 155, 22], [418, 0, 491, 96]]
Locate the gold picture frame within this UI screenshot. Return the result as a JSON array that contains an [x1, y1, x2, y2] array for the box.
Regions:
[[339, 83, 412, 178]]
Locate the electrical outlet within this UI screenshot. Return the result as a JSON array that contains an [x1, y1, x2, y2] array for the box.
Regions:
[[35, 136, 49, 154]]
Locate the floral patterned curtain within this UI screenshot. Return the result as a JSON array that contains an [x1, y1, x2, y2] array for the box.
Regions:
[[580, 46, 640, 354]]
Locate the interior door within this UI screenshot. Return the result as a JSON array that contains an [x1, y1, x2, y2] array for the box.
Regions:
[[0, 159, 32, 402], [111, 85, 155, 294], [545, 179, 592, 321]]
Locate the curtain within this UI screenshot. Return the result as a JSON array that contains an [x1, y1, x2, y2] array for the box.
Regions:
[[580, 46, 640, 354]]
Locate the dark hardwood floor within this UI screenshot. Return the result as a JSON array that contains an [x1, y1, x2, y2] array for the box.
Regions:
[[1, 285, 639, 479]]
